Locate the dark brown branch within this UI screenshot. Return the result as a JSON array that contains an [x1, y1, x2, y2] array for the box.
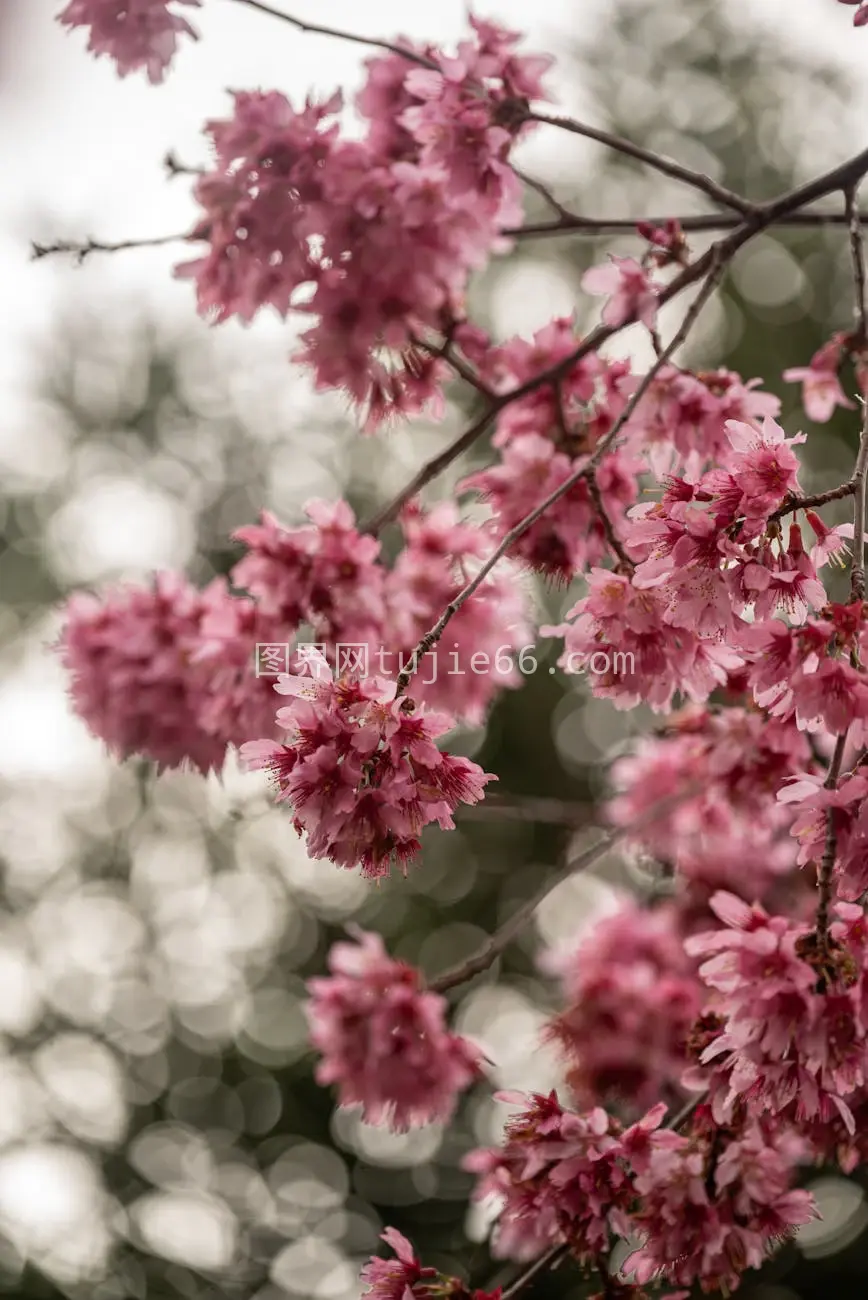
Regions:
[[30, 233, 188, 263], [499, 1246, 569, 1300], [231, 0, 438, 68], [846, 185, 868, 345], [816, 733, 849, 950], [369, 143, 868, 536], [770, 481, 858, 521], [525, 111, 757, 216], [503, 209, 865, 239], [429, 786, 700, 994]]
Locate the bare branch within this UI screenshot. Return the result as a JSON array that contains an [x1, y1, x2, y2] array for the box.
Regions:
[[525, 111, 757, 216], [504, 209, 863, 240], [846, 184, 868, 345], [30, 232, 188, 263], [231, 0, 438, 69], [429, 786, 700, 995]]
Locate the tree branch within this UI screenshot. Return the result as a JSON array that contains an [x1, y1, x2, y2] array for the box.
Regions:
[[524, 111, 757, 215], [230, 0, 438, 69], [846, 184, 868, 346], [503, 209, 865, 239], [429, 786, 700, 995], [394, 261, 724, 694], [30, 233, 188, 263], [368, 143, 868, 537]]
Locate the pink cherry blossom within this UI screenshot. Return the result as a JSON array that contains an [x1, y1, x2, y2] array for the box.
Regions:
[[240, 652, 494, 876], [685, 892, 867, 1131], [307, 927, 483, 1130], [383, 502, 533, 722], [57, 573, 225, 774], [622, 1118, 817, 1294], [542, 899, 704, 1111], [581, 256, 659, 329], [606, 706, 808, 893], [57, 0, 200, 83]]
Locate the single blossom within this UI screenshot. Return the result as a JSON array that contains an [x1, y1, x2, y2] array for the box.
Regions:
[[581, 256, 659, 328]]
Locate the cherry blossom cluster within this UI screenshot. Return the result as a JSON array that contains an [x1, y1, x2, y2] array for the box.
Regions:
[[241, 650, 493, 876], [306, 927, 484, 1130], [541, 898, 703, 1112], [173, 21, 551, 426], [361, 1228, 501, 1300], [463, 1090, 815, 1293], [48, 2, 868, 1297], [605, 704, 813, 893], [58, 0, 201, 83]]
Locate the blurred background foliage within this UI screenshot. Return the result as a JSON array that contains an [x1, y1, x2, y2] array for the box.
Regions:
[[1, 2, 868, 1300]]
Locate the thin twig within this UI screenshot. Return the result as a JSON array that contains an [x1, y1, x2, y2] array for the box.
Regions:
[[846, 184, 868, 345], [524, 111, 757, 216], [164, 150, 204, 179], [394, 262, 724, 694], [503, 209, 865, 239], [769, 481, 858, 522], [411, 333, 495, 398], [460, 793, 592, 825], [30, 233, 188, 263], [363, 405, 500, 534], [666, 1092, 705, 1133], [816, 732, 849, 949], [850, 402, 868, 601], [499, 1245, 569, 1300], [231, 0, 438, 68], [587, 474, 636, 571], [429, 786, 700, 994], [511, 167, 578, 222]]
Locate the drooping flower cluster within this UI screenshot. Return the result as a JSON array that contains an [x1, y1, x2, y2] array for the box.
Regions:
[[306, 928, 483, 1130], [738, 600, 868, 744], [461, 317, 643, 580], [780, 768, 868, 901], [175, 19, 551, 425], [542, 900, 703, 1111], [232, 499, 387, 646], [361, 1228, 501, 1300], [464, 1091, 814, 1293], [59, 572, 240, 773], [241, 651, 494, 876], [685, 892, 868, 1133], [606, 704, 813, 892], [58, 0, 200, 83], [621, 1111, 817, 1295], [463, 1091, 661, 1262]]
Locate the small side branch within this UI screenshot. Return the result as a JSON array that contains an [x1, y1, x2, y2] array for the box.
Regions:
[[525, 111, 757, 216], [30, 232, 188, 263], [393, 261, 724, 693], [504, 209, 864, 240], [429, 786, 699, 994], [230, 0, 438, 69]]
